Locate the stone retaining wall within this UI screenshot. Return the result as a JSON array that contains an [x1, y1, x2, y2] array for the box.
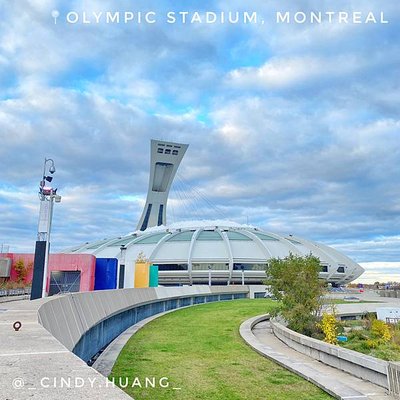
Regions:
[[270, 318, 389, 388]]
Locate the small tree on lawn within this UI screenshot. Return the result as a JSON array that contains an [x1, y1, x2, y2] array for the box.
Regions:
[[265, 253, 324, 336]]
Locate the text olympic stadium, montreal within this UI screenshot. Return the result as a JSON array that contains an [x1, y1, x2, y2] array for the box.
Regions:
[[54, 10, 390, 25]]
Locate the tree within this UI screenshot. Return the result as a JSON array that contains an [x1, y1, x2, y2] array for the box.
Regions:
[[14, 259, 32, 284], [265, 253, 324, 336]]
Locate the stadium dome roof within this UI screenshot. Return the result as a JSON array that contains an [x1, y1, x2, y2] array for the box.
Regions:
[[63, 220, 364, 286]]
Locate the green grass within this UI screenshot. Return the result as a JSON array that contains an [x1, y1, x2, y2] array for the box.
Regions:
[[110, 299, 332, 400]]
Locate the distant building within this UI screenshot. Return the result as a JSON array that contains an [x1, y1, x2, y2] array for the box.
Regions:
[[63, 221, 364, 286]]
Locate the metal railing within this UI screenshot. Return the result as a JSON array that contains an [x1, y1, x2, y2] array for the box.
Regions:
[[0, 287, 31, 297]]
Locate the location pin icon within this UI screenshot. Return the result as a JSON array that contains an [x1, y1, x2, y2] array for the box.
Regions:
[[51, 10, 60, 24]]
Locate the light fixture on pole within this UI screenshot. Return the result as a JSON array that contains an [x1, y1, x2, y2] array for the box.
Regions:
[[31, 158, 62, 300]]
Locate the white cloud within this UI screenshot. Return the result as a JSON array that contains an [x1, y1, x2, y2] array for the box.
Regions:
[[227, 55, 364, 89], [355, 262, 400, 284], [0, 0, 399, 271]]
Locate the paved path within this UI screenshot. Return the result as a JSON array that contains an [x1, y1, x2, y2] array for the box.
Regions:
[[240, 314, 394, 400], [0, 298, 131, 400]]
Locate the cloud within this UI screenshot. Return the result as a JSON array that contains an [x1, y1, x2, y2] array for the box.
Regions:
[[356, 262, 400, 284], [0, 0, 399, 274], [227, 55, 365, 89]]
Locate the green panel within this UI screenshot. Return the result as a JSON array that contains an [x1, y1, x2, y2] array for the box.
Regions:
[[287, 238, 302, 245], [226, 231, 252, 241], [109, 236, 137, 247], [253, 232, 279, 241], [167, 231, 195, 242], [197, 230, 223, 241], [149, 265, 159, 287], [135, 233, 170, 244], [85, 240, 110, 249]]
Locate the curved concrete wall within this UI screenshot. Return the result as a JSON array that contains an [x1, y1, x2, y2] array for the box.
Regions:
[[270, 318, 388, 388], [38, 285, 249, 362]]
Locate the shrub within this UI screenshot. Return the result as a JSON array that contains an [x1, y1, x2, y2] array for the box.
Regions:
[[347, 329, 369, 341], [365, 339, 379, 349], [371, 320, 392, 342], [318, 312, 338, 345], [392, 330, 400, 346], [14, 259, 32, 283]]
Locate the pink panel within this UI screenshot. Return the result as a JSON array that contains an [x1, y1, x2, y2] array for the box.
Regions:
[[7, 253, 96, 293], [47, 254, 96, 292]]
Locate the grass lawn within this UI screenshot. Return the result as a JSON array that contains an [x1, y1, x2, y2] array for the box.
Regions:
[[110, 299, 332, 400]]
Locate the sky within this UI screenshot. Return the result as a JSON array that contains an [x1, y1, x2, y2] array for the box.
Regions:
[[0, 0, 399, 283]]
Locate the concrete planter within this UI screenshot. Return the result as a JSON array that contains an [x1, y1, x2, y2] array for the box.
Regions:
[[270, 318, 389, 388]]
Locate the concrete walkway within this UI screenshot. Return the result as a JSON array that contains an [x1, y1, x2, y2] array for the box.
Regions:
[[240, 315, 393, 400], [0, 298, 131, 400]]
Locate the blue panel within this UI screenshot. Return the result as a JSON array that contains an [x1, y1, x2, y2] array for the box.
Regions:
[[194, 296, 205, 304], [140, 203, 152, 231], [158, 204, 164, 226], [179, 297, 192, 307], [220, 294, 233, 301], [165, 299, 178, 310], [94, 258, 118, 290]]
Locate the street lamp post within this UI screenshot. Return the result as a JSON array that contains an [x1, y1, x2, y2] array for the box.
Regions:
[[31, 158, 61, 300], [208, 265, 212, 286]]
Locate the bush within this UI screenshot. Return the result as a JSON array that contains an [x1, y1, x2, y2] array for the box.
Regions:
[[347, 329, 369, 341], [365, 339, 379, 349], [14, 259, 32, 283], [392, 330, 400, 346], [371, 320, 392, 342], [319, 313, 338, 344]]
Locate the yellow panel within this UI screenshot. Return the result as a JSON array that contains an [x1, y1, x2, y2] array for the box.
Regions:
[[134, 262, 150, 288]]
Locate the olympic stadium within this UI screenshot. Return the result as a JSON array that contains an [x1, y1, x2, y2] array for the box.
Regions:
[[62, 139, 364, 287]]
